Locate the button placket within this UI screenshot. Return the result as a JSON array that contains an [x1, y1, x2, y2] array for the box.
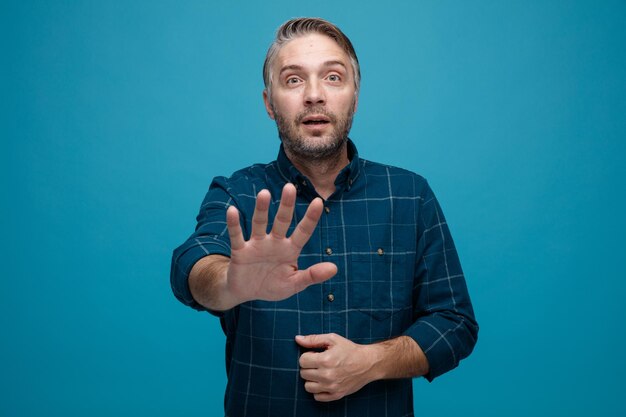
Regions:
[[319, 196, 341, 333]]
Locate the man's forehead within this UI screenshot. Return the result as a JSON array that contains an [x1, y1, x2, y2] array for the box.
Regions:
[[274, 33, 350, 68]]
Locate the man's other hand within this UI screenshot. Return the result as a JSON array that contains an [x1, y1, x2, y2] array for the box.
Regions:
[[296, 333, 378, 402]]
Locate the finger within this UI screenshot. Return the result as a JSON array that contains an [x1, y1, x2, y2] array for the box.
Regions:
[[299, 369, 320, 381], [250, 189, 271, 239], [226, 206, 245, 250], [304, 381, 327, 395], [307, 262, 337, 285], [298, 351, 320, 369], [290, 197, 323, 249], [314, 392, 340, 402], [291, 262, 337, 294], [271, 183, 296, 238], [300, 369, 335, 386], [295, 334, 334, 350]]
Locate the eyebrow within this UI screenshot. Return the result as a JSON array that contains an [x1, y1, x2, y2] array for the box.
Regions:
[[278, 60, 348, 77]]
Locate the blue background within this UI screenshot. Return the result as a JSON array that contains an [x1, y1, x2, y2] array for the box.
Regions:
[[3, 1, 625, 416]]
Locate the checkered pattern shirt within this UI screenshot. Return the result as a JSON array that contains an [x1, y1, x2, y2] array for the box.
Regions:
[[171, 140, 478, 417]]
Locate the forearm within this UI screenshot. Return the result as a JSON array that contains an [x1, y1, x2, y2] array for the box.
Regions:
[[189, 255, 240, 311], [365, 336, 430, 381]]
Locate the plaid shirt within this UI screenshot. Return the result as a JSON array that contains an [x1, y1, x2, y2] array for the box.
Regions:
[[171, 140, 478, 417]]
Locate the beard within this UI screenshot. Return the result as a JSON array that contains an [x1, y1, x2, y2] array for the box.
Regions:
[[272, 101, 355, 162]]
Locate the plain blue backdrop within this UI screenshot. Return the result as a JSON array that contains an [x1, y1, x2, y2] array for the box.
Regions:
[[3, 1, 625, 416]]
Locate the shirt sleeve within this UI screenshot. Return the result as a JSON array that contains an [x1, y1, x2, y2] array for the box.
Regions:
[[170, 177, 235, 312], [402, 181, 479, 381]]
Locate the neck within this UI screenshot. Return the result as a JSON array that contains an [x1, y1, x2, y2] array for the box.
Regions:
[[284, 142, 350, 200]]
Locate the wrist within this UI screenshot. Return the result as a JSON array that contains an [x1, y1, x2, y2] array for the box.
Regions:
[[222, 269, 249, 309], [362, 343, 386, 382], [215, 259, 254, 310]]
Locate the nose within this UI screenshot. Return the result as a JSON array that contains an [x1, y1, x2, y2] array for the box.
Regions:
[[304, 80, 325, 106]]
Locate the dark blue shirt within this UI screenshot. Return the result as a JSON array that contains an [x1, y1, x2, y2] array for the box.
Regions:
[[171, 140, 478, 417]]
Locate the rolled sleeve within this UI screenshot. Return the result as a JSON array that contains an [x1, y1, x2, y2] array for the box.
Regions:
[[170, 177, 235, 312], [404, 182, 479, 381]]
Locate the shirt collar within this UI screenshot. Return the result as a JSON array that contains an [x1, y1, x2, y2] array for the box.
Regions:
[[276, 139, 362, 191]]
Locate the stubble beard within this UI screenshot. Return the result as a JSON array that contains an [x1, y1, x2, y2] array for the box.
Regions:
[[272, 101, 355, 163]]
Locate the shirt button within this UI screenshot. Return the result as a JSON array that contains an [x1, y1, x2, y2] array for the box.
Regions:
[[324, 206, 330, 214], [327, 293, 335, 302], [325, 247, 333, 255], [377, 248, 384, 256]]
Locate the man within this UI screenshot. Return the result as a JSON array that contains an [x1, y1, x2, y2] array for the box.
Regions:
[[171, 17, 478, 417]]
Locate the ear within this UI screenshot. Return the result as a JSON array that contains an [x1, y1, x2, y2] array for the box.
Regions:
[[263, 89, 275, 120], [353, 93, 359, 113]]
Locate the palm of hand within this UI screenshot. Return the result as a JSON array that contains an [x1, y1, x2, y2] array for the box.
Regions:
[[225, 184, 336, 304]]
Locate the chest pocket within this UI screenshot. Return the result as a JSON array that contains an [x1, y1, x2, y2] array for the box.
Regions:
[[348, 246, 411, 321]]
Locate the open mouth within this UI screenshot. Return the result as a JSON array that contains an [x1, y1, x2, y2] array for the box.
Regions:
[[301, 115, 331, 126]]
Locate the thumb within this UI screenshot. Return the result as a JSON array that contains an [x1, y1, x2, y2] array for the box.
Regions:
[[295, 333, 335, 349], [297, 262, 337, 288], [291, 263, 337, 295]]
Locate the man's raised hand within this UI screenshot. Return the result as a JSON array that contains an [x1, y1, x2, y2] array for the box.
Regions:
[[223, 183, 337, 306]]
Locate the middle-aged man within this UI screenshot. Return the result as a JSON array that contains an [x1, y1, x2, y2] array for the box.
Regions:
[[171, 17, 478, 417]]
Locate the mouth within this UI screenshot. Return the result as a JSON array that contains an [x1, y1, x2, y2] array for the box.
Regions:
[[301, 115, 331, 126]]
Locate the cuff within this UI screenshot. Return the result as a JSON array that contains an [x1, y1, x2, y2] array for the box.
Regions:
[[403, 316, 462, 382], [170, 237, 231, 314]]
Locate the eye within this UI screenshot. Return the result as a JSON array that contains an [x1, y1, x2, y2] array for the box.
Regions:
[[327, 74, 341, 82], [286, 77, 301, 85]]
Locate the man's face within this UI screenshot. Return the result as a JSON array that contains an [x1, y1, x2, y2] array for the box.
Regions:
[[263, 33, 358, 161]]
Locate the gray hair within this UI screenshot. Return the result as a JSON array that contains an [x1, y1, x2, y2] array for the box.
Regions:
[[263, 17, 361, 101]]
